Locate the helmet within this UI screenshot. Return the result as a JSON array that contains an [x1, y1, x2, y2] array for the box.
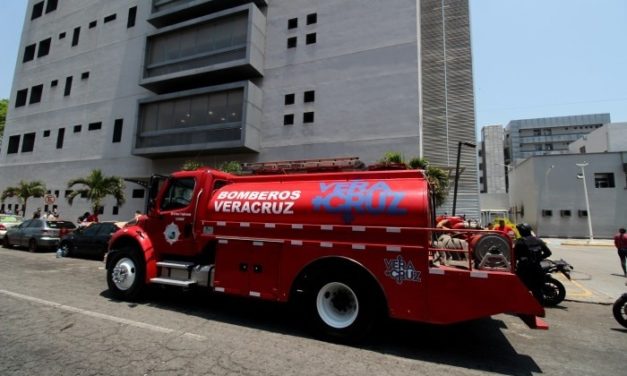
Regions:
[[516, 223, 533, 237]]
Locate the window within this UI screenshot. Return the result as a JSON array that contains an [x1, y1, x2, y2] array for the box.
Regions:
[[127, 6, 137, 28], [104, 14, 117, 23], [306, 33, 317, 45], [160, 178, 195, 211], [64, 190, 72, 198], [544, 143, 553, 151], [578, 210, 588, 217], [45, 0, 58, 13], [51, 80, 58, 87], [73, 125, 82, 133], [23, 44, 36, 62], [594, 173, 615, 188], [541, 210, 553, 217], [29, 84, 44, 104], [283, 114, 294, 126], [284, 93, 295, 105], [72, 27, 80, 46], [287, 37, 297, 49], [112, 206, 119, 215], [43, 130, 50, 137], [59, 32, 66, 39], [304, 90, 315, 103], [81, 71, 90, 80], [132, 189, 145, 199], [543, 128, 552, 136], [56, 128, 65, 149], [303, 111, 315, 124], [32, 2, 44, 20], [88, 122, 102, 131], [7, 136, 20, 154], [560, 210, 571, 217], [21, 133, 36, 153], [288, 18, 298, 29], [306, 13, 317, 25], [64, 76, 73, 96], [37, 38, 51, 57], [89, 20, 97, 29], [112, 119, 123, 143], [533, 129, 541, 136], [16, 89, 28, 107]]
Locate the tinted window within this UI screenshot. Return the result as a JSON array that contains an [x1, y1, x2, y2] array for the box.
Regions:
[[98, 223, 119, 235], [29, 220, 44, 228], [81, 225, 100, 236], [47, 221, 77, 229], [19, 220, 33, 228], [160, 178, 195, 211]]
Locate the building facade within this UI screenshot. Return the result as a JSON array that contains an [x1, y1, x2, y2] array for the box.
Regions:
[[504, 113, 610, 165], [478, 124, 509, 225], [0, 0, 479, 221]]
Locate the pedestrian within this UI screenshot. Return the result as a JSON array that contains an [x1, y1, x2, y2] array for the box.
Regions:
[[495, 219, 516, 240], [614, 228, 627, 277], [33, 208, 42, 219], [514, 223, 552, 305]]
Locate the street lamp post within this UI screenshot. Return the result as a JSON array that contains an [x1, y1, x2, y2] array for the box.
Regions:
[[576, 162, 594, 241], [452, 141, 476, 216]]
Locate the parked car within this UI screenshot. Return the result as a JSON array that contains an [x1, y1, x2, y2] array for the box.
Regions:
[[59, 222, 123, 259], [0, 214, 23, 237], [3, 219, 76, 252]]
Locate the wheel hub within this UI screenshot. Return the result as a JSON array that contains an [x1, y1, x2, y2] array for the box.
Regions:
[[316, 282, 359, 329], [111, 258, 136, 291]]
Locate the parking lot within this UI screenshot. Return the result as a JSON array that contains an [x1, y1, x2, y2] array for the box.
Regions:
[[1, 244, 625, 376]]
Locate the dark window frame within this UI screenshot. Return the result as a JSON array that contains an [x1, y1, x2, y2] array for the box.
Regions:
[[287, 36, 297, 49], [283, 114, 294, 126], [81, 71, 90, 80], [31, 2, 44, 20], [127, 7, 137, 28], [88, 122, 102, 131], [284, 93, 295, 105], [23, 44, 36, 62], [132, 189, 145, 199], [112, 119, 123, 143], [287, 18, 298, 29], [64, 76, 73, 96], [594, 173, 615, 188], [21, 133, 36, 153], [45, 0, 58, 14], [89, 20, 97, 29], [73, 125, 82, 133], [304, 90, 315, 103], [7, 136, 20, 154], [56, 128, 65, 149], [306, 13, 318, 25], [306, 33, 317, 45], [71, 27, 80, 46], [29, 84, 44, 104], [37, 38, 52, 57], [104, 14, 117, 23], [16, 89, 28, 107], [303, 111, 315, 124]]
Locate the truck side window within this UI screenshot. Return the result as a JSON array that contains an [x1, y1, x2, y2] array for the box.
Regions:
[[160, 178, 196, 211], [213, 180, 230, 191]]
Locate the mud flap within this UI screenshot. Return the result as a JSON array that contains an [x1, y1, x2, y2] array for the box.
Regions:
[[519, 314, 549, 330]]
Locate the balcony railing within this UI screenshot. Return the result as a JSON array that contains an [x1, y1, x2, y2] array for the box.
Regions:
[[149, 0, 267, 28]]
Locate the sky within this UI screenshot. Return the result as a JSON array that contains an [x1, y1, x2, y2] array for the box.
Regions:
[[1, 1, 626, 137]]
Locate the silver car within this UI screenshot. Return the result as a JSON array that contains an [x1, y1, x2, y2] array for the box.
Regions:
[[0, 214, 23, 237], [3, 219, 77, 252]]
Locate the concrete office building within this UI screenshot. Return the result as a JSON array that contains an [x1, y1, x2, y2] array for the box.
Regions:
[[1, 0, 479, 221], [504, 113, 610, 165], [478, 124, 509, 224]]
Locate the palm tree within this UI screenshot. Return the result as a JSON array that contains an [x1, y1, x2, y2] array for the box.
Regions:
[[66, 169, 125, 214], [1, 180, 47, 216]]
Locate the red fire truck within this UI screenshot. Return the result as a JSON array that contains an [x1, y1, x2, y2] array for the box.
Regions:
[[105, 159, 546, 341]]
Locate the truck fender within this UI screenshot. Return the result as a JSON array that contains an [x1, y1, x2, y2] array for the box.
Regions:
[[107, 225, 157, 283]]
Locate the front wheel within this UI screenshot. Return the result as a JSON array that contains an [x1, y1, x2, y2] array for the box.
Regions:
[[542, 276, 566, 307], [307, 272, 380, 343], [612, 293, 627, 328], [106, 248, 145, 301]]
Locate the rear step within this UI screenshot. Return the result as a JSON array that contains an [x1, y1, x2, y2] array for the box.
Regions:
[[150, 277, 197, 287], [157, 260, 195, 269]]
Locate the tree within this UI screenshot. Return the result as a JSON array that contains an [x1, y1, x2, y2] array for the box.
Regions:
[[1, 180, 47, 217], [181, 160, 242, 174], [66, 170, 125, 214], [0, 99, 8, 144]]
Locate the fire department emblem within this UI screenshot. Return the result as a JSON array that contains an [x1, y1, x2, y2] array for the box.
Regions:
[[164, 222, 181, 245], [384, 255, 421, 284]]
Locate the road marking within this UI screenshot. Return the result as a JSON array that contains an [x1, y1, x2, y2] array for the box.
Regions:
[[0, 288, 206, 341], [566, 279, 594, 297]]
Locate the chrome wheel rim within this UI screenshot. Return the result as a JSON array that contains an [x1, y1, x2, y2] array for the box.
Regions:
[[111, 257, 136, 291]]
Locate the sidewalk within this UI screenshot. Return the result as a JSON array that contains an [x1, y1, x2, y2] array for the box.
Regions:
[[544, 238, 614, 247]]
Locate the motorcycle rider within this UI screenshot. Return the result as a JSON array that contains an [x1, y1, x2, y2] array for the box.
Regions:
[[514, 223, 552, 304]]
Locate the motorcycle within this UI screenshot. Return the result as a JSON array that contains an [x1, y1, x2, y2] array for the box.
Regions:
[[539, 258, 573, 307], [612, 292, 627, 328]]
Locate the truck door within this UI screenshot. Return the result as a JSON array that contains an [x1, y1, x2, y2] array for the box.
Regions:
[[147, 177, 198, 257]]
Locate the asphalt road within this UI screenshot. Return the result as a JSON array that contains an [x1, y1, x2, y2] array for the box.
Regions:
[[1, 244, 625, 376]]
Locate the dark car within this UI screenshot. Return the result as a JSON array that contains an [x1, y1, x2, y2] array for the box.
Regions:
[[59, 222, 122, 259], [3, 219, 77, 252]]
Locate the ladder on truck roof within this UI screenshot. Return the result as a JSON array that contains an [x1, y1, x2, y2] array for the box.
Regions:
[[240, 157, 365, 174]]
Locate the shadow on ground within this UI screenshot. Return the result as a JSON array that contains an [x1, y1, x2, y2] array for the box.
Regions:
[[100, 287, 541, 375]]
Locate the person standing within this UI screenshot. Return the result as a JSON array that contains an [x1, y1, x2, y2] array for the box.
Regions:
[[615, 228, 627, 277]]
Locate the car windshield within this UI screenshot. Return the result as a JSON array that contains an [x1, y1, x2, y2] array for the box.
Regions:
[[47, 221, 77, 229], [0, 215, 22, 223]]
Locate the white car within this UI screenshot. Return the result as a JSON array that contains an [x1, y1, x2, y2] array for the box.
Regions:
[[0, 214, 23, 238]]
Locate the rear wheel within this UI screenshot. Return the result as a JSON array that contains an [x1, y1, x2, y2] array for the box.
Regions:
[[542, 276, 566, 307], [106, 248, 145, 301], [612, 293, 627, 328], [28, 239, 38, 253], [307, 270, 381, 343]]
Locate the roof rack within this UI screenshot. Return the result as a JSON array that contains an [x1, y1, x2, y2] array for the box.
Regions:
[[240, 157, 366, 175]]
